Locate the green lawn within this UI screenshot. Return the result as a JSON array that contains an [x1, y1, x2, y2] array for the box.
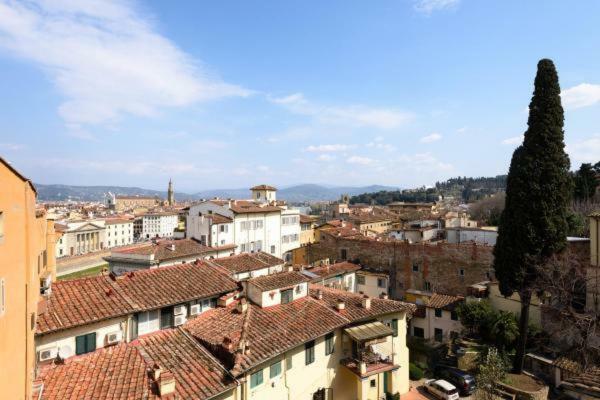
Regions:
[[58, 264, 107, 280]]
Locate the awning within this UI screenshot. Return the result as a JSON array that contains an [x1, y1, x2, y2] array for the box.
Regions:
[[344, 321, 393, 342]]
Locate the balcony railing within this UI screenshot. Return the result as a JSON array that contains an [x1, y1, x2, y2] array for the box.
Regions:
[[340, 345, 397, 377]]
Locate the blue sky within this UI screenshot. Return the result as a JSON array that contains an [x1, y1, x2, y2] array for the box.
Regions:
[[1, 0, 600, 192]]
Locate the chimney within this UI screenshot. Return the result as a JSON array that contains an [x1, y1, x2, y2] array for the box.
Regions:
[[159, 371, 176, 396], [168, 244, 175, 251], [222, 337, 233, 352], [152, 364, 162, 381], [379, 292, 389, 300], [315, 289, 323, 300], [237, 298, 248, 313], [361, 295, 371, 310], [287, 265, 294, 272], [336, 299, 345, 311], [244, 340, 251, 355]]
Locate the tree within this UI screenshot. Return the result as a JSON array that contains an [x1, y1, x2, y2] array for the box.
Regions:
[[475, 347, 508, 400], [493, 59, 571, 373], [457, 301, 493, 336], [573, 163, 598, 201], [487, 311, 519, 352]]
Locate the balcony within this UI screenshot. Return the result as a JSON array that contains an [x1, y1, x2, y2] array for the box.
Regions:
[[340, 321, 398, 378]]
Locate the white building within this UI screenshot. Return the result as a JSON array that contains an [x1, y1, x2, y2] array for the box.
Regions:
[[186, 185, 300, 259], [446, 227, 498, 246], [405, 289, 464, 342], [356, 269, 390, 298], [54, 219, 106, 257], [140, 212, 178, 239], [104, 218, 134, 248]]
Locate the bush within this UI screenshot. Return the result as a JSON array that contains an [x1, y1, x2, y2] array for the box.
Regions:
[[386, 393, 400, 400], [409, 363, 424, 380]]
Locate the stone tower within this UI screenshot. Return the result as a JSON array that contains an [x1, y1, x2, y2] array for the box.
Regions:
[[167, 178, 174, 206]]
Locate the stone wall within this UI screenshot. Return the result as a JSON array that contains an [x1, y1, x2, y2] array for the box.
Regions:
[[305, 234, 494, 298]]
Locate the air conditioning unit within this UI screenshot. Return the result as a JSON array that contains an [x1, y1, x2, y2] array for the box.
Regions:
[[174, 315, 186, 326], [106, 331, 123, 345], [189, 304, 201, 316], [38, 347, 57, 362], [173, 305, 186, 316]]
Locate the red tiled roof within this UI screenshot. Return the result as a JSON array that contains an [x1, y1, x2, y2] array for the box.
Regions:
[[425, 293, 464, 310], [111, 239, 213, 261], [186, 284, 415, 375], [206, 213, 233, 224], [248, 271, 310, 291], [36, 276, 134, 335], [37, 262, 238, 334], [562, 367, 600, 397], [135, 329, 237, 399], [207, 252, 283, 274], [303, 262, 361, 281], [250, 184, 277, 191], [38, 344, 154, 400], [114, 262, 239, 311], [299, 214, 318, 224], [228, 200, 282, 214], [105, 218, 133, 225]]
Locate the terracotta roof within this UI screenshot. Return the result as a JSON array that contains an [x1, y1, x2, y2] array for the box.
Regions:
[[247, 271, 310, 291], [250, 184, 277, 191], [303, 262, 361, 281], [425, 293, 464, 310], [37, 261, 238, 334], [37, 344, 154, 400], [186, 285, 415, 375], [348, 214, 391, 224], [185, 297, 348, 374], [116, 195, 157, 200], [38, 328, 237, 400], [299, 214, 318, 224], [114, 262, 239, 311], [228, 200, 282, 214], [554, 356, 583, 374], [134, 329, 237, 399], [36, 276, 134, 335], [562, 367, 600, 397], [207, 252, 284, 274], [105, 218, 133, 225], [206, 213, 233, 224], [110, 239, 213, 262]]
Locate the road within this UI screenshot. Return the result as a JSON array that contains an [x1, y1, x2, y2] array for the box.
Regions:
[[56, 250, 110, 277]]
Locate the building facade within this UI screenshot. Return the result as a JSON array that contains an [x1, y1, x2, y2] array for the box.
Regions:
[[140, 212, 178, 239], [105, 218, 134, 248]]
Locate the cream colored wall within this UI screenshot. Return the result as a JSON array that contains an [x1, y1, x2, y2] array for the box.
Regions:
[[488, 283, 542, 327], [357, 273, 388, 298], [410, 309, 462, 340], [252, 282, 307, 307], [36, 317, 126, 359]]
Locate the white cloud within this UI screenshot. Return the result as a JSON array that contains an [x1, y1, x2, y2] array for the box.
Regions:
[[366, 141, 395, 151], [456, 126, 468, 134], [0, 0, 250, 128], [317, 154, 336, 162], [562, 83, 600, 110], [414, 0, 460, 14], [566, 135, 600, 165], [501, 135, 523, 145], [420, 133, 442, 143], [270, 93, 413, 130], [347, 156, 374, 165], [0, 142, 25, 150], [397, 152, 454, 172], [305, 144, 354, 152]]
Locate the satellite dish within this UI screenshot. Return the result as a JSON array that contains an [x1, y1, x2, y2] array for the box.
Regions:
[[58, 345, 73, 358]]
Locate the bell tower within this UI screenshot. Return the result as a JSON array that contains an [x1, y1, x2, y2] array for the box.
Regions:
[[167, 178, 174, 206]]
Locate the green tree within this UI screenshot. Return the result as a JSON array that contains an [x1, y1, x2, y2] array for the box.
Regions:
[[486, 311, 518, 352], [457, 301, 493, 336], [475, 347, 508, 400], [573, 162, 598, 201], [493, 59, 571, 373]]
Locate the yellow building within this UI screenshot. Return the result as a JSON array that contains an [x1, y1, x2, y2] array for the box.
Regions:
[[299, 214, 319, 246], [0, 157, 56, 400]]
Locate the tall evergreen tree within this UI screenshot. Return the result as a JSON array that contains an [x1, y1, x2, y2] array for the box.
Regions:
[[573, 162, 598, 201], [493, 59, 571, 373]]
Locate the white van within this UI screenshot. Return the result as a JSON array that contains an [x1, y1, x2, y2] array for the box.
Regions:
[[424, 379, 460, 400]]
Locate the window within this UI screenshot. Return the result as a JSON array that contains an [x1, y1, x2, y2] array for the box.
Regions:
[[424, 281, 431, 291], [391, 319, 398, 337], [340, 249, 347, 260], [459, 268, 465, 277], [435, 309, 442, 318], [250, 369, 263, 388], [356, 275, 365, 285], [412, 263, 419, 272], [286, 355, 292, 370], [377, 278, 387, 288], [270, 245, 276, 254], [305, 340, 315, 365], [75, 332, 96, 355], [270, 361, 282, 379], [413, 327, 425, 338], [434, 328, 443, 342], [325, 332, 335, 355], [370, 379, 376, 388], [281, 289, 293, 304], [451, 311, 458, 321], [137, 310, 160, 335]]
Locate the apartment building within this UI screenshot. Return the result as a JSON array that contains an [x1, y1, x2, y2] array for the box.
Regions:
[[187, 185, 300, 259], [356, 269, 390, 298], [104, 218, 134, 248], [404, 290, 464, 342], [299, 214, 319, 245], [0, 157, 57, 400], [140, 211, 179, 239], [300, 261, 360, 292]]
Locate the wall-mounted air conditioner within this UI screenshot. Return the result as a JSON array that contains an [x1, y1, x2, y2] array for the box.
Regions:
[[38, 347, 57, 362], [174, 315, 186, 326], [190, 304, 201, 316], [106, 331, 123, 345], [173, 305, 186, 316]]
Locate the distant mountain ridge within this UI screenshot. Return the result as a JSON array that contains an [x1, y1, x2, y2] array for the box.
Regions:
[[35, 183, 399, 203]]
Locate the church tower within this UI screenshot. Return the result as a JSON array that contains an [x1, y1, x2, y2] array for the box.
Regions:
[[167, 178, 174, 206]]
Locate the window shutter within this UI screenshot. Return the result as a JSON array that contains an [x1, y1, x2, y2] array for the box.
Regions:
[[75, 335, 86, 355], [391, 319, 398, 337]]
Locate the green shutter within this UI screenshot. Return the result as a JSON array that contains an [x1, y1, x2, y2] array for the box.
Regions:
[[75, 335, 86, 355], [86, 332, 96, 353], [391, 319, 398, 337]]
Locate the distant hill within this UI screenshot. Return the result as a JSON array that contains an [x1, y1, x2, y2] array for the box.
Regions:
[[35, 183, 399, 203]]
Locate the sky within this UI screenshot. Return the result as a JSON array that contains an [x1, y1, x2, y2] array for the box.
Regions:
[[1, 0, 600, 192]]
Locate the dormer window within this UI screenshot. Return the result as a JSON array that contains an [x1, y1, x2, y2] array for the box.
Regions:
[[281, 289, 293, 304]]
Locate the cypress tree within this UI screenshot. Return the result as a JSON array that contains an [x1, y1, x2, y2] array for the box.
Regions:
[[493, 59, 571, 372]]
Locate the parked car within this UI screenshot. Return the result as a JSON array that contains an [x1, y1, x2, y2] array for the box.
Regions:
[[435, 366, 476, 396], [424, 379, 460, 400]]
